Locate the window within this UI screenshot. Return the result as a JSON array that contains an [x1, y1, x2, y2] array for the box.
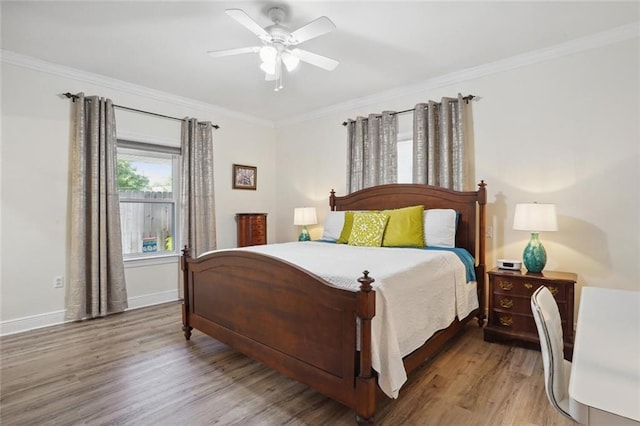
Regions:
[[396, 114, 413, 183], [397, 137, 413, 183], [117, 141, 181, 259]]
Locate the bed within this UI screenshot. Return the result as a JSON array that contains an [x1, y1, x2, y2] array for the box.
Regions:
[[181, 182, 487, 424]]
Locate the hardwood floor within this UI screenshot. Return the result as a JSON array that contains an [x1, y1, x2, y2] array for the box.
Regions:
[[1, 302, 575, 426]]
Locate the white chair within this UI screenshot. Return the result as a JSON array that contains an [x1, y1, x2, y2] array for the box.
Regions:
[[531, 286, 577, 421]]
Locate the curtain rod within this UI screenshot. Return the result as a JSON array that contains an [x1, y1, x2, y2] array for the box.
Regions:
[[341, 94, 475, 126], [62, 93, 220, 129]]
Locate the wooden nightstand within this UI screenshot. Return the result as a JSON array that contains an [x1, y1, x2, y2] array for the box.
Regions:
[[236, 213, 267, 247], [483, 268, 576, 360]]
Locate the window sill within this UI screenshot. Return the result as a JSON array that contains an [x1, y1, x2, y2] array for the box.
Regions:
[[124, 253, 180, 268]]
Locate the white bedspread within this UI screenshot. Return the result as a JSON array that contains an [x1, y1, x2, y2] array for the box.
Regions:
[[221, 242, 478, 399]]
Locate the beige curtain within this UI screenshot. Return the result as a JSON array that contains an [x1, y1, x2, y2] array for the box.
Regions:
[[347, 111, 398, 193], [66, 93, 128, 320], [412, 94, 473, 191], [181, 118, 216, 257]]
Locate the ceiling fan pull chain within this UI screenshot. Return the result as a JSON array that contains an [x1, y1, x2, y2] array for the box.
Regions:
[[275, 56, 283, 91]]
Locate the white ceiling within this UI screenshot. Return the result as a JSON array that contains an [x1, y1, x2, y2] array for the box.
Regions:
[[2, 1, 638, 124]]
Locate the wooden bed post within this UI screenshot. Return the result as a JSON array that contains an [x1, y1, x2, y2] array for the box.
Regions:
[[181, 246, 193, 340], [329, 189, 336, 211], [355, 271, 376, 425], [477, 180, 487, 327]]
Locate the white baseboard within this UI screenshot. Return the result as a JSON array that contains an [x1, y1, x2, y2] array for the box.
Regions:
[[0, 310, 68, 337], [0, 289, 179, 336], [126, 289, 179, 310]]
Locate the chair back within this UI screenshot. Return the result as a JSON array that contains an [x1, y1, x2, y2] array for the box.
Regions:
[[531, 285, 571, 418]]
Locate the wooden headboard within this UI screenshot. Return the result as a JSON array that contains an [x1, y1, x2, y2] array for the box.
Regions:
[[329, 181, 487, 271]]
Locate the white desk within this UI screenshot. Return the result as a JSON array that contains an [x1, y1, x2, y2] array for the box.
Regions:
[[569, 287, 640, 425]]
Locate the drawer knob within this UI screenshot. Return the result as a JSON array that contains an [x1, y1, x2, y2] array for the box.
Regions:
[[524, 282, 533, 289], [499, 298, 514, 309], [499, 316, 513, 327], [499, 281, 513, 291], [547, 286, 559, 296]]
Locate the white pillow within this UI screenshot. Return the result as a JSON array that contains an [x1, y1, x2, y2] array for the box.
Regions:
[[424, 209, 457, 247], [321, 211, 345, 242]]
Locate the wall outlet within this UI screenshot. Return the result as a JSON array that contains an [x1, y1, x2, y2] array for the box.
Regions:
[[54, 276, 64, 288]]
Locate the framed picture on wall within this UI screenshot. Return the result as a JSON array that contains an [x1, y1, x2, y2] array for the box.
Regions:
[[232, 164, 257, 190]]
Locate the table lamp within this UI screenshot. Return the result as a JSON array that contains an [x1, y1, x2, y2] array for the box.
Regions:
[[294, 207, 317, 241], [513, 202, 558, 273]]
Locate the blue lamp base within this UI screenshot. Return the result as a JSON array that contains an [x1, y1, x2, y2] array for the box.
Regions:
[[298, 226, 310, 241], [523, 232, 547, 273]]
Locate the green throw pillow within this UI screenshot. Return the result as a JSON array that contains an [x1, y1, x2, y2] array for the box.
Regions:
[[348, 212, 390, 247], [336, 211, 355, 244], [382, 205, 425, 248]]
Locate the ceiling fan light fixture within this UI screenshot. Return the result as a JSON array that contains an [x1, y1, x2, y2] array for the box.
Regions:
[[282, 52, 300, 72], [260, 61, 276, 75], [259, 45, 277, 63]]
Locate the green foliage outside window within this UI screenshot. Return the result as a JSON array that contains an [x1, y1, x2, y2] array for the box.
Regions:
[[117, 160, 150, 191]]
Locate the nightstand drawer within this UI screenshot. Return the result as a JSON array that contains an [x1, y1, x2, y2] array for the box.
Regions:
[[491, 294, 531, 313], [490, 311, 538, 335], [492, 276, 538, 296], [493, 278, 566, 300], [491, 308, 571, 337], [491, 294, 569, 320]]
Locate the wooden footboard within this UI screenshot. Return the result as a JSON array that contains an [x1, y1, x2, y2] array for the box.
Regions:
[[181, 247, 376, 422]]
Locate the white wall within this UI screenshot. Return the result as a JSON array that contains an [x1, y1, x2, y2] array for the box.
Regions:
[[275, 38, 640, 321], [2, 35, 638, 333], [0, 60, 276, 333]]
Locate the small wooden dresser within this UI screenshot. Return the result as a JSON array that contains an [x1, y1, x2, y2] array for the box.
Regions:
[[236, 213, 267, 247], [483, 268, 577, 360]]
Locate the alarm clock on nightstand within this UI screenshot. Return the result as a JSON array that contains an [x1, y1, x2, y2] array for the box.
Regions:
[[497, 259, 522, 270]]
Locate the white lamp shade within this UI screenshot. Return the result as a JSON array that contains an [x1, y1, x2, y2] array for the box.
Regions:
[[260, 61, 275, 75], [259, 46, 277, 63], [294, 207, 318, 226], [513, 203, 558, 232], [282, 51, 300, 71]]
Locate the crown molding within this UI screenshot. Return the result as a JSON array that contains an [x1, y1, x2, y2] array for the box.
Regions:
[[0, 49, 274, 128], [276, 22, 640, 128], [2, 21, 637, 130]]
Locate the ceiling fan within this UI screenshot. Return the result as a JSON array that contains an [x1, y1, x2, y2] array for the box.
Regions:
[[208, 7, 339, 91]]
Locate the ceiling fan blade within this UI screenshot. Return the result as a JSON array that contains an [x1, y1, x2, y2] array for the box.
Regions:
[[289, 16, 336, 44], [225, 9, 269, 39], [207, 46, 261, 58], [291, 48, 339, 71]]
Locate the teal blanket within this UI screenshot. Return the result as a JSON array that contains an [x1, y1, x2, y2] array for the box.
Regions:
[[422, 247, 477, 282]]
